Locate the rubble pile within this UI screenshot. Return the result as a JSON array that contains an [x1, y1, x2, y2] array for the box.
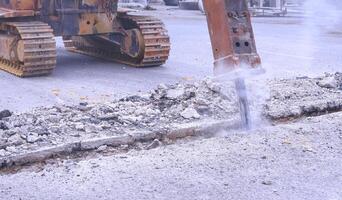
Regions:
[[0, 110, 11, 120], [265, 73, 342, 120], [118, 0, 157, 10], [334, 72, 342, 89], [1, 73, 341, 158], [0, 79, 239, 157], [316, 72, 342, 89]]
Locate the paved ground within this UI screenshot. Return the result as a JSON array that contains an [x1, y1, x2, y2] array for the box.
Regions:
[[0, 5, 342, 200], [1, 111, 341, 200], [1, 7, 341, 112]]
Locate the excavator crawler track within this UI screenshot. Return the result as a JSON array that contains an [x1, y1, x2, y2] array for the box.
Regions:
[[0, 22, 56, 77], [63, 14, 170, 67]]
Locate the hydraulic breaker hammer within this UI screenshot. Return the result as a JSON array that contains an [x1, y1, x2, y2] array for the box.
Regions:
[[203, 0, 262, 129]]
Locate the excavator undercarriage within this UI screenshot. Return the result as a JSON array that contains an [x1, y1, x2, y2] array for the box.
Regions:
[[63, 14, 170, 67], [0, 21, 56, 77], [0, 0, 170, 77]]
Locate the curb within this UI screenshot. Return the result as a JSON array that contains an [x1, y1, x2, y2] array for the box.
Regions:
[[0, 118, 239, 169]]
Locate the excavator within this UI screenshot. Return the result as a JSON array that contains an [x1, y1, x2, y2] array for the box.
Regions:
[[0, 0, 171, 77], [0, 0, 261, 128]]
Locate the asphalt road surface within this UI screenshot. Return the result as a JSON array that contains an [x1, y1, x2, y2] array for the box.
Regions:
[[0, 8, 341, 112]]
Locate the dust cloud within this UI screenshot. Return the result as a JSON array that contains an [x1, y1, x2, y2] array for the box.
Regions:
[[300, 0, 342, 75]]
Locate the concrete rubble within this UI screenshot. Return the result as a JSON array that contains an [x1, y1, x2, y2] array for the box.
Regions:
[[0, 73, 341, 160], [118, 0, 160, 10], [264, 72, 342, 120], [0, 110, 11, 120], [0, 79, 239, 159]]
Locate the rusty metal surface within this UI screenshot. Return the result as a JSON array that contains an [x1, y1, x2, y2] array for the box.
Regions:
[[63, 14, 170, 67], [0, 7, 34, 18], [0, 22, 56, 77], [203, 0, 261, 74], [0, 0, 37, 10], [43, 0, 119, 36], [0, 0, 120, 36], [0, 0, 170, 77], [0, 34, 18, 61]]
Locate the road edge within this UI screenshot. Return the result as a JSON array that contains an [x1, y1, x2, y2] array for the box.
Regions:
[[0, 118, 240, 169]]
